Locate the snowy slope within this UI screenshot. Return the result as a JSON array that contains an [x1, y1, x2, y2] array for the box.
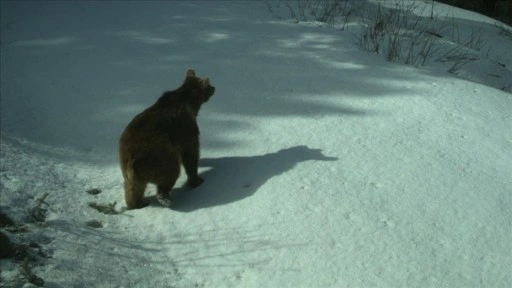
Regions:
[[1, 1, 511, 287]]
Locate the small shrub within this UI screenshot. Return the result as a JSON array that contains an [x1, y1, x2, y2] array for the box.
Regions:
[[28, 193, 50, 223], [358, 0, 448, 67]]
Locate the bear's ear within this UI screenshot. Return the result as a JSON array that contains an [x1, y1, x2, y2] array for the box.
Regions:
[[185, 69, 196, 78]]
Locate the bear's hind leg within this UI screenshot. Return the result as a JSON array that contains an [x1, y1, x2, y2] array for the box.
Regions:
[[124, 179, 147, 209], [156, 159, 180, 208], [156, 185, 174, 208]]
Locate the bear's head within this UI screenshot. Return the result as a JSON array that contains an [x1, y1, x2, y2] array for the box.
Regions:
[[182, 69, 215, 107]]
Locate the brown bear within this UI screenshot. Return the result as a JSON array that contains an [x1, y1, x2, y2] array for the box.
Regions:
[[119, 69, 215, 209]]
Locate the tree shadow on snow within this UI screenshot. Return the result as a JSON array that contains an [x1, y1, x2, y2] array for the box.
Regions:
[[170, 145, 337, 212], [0, 1, 407, 160]]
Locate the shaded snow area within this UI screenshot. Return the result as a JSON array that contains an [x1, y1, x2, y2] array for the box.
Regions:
[[1, 1, 511, 287]]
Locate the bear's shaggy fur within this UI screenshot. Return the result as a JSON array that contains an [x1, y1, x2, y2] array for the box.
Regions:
[[119, 69, 215, 209]]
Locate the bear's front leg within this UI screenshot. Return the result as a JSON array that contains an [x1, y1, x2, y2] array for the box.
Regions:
[[181, 142, 204, 188]]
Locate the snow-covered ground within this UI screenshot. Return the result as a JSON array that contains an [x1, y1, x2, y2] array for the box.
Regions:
[[1, 1, 511, 287]]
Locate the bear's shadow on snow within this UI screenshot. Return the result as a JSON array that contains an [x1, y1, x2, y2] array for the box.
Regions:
[[169, 145, 337, 212]]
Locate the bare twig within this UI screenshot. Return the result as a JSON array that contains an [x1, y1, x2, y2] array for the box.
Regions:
[[88, 202, 119, 215], [19, 258, 45, 287]]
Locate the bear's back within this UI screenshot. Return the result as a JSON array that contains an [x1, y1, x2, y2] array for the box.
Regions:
[[119, 93, 199, 159]]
